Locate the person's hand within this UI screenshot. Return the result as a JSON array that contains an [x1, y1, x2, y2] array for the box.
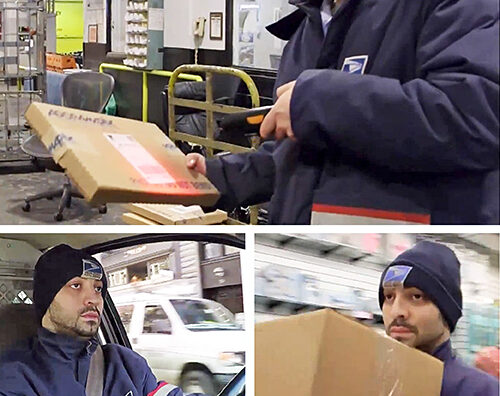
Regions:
[[260, 81, 296, 141], [186, 153, 207, 176]]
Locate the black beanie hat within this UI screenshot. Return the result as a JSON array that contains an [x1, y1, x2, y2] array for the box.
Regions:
[[378, 241, 463, 332], [33, 244, 108, 323]]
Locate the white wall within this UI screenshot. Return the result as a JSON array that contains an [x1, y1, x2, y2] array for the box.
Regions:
[[164, 0, 226, 51], [111, 0, 127, 52], [83, 0, 107, 44]]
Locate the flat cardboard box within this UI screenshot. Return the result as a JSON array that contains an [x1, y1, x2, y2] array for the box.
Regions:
[[25, 103, 219, 206], [122, 212, 160, 225], [255, 309, 443, 396], [123, 203, 227, 225]]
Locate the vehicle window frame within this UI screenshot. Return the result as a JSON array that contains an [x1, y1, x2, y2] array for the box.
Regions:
[[84, 234, 244, 349], [143, 304, 172, 335]]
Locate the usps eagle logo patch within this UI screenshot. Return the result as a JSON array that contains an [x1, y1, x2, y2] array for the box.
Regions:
[[341, 55, 369, 75], [382, 265, 412, 288], [82, 258, 103, 280]]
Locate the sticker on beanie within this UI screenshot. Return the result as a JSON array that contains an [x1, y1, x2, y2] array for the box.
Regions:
[[383, 265, 413, 287], [82, 258, 103, 280]]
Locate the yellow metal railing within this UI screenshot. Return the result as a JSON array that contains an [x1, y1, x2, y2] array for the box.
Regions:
[[168, 64, 261, 157], [99, 63, 202, 122], [168, 65, 262, 224]]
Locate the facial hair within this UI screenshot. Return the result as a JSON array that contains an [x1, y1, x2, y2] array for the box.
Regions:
[[386, 318, 419, 343], [48, 300, 101, 339]]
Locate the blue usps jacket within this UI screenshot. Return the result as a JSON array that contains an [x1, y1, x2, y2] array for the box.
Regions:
[[433, 340, 499, 396], [206, 0, 499, 224], [0, 328, 199, 396]]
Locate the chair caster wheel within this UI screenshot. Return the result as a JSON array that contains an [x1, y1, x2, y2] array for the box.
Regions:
[[22, 202, 31, 212], [54, 213, 63, 221], [98, 205, 107, 214]]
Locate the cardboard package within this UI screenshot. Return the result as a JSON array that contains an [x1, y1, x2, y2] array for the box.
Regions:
[[46, 53, 77, 73], [122, 203, 227, 225], [255, 309, 443, 396], [25, 103, 219, 206]]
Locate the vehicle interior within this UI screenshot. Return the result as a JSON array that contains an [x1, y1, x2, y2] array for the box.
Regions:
[[0, 233, 245, 395]]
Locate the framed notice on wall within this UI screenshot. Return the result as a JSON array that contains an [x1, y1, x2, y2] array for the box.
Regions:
[[88, 24, 98, 43], [209, 12, 223, 40]]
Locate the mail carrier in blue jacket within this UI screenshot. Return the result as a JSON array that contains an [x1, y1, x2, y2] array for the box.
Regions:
[[206, 0, 499, 224], [433, 340, 499, 396], [0, 328, 203, 396]]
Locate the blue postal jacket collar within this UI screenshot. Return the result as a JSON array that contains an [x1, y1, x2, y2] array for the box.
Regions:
[[431, 339, 454, 362], [36, 326, 99, 362]]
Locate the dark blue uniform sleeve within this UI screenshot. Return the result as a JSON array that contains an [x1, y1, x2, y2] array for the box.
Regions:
[[141, 364, 160, 396], [205, 141, 275, 210], [290, 0, 499, 173]]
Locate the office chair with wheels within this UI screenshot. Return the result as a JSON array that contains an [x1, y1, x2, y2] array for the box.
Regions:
[[22, 71, 115, 221]]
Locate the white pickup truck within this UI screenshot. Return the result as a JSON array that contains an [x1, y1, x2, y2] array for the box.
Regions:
[[114, 295, 245, 395]]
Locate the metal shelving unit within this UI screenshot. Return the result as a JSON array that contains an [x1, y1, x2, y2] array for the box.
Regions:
[[0, 0, 46, 162], [123, 0, 163, 70]]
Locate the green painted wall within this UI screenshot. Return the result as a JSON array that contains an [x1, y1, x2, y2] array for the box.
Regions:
[[55, 1, 84, 53]]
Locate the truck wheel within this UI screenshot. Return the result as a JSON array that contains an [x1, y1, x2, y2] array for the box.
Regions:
[[180, 370, 216, 396]]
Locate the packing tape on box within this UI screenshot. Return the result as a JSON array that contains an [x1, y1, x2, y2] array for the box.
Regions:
[[374, 344, 404, 396]]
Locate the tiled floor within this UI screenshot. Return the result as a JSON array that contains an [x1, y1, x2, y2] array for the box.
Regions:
[[0, 170, 127, 224]]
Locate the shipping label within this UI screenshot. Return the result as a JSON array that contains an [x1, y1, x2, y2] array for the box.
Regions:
[[104, 133, 175, 184]]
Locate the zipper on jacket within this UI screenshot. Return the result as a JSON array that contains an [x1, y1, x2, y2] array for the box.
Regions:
[[86, 341, 93, 355]]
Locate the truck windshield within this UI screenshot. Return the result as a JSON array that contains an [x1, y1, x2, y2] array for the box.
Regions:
[[170, 299, 242, 331]]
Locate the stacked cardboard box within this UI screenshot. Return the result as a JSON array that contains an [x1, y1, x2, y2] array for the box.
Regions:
[[122, 203, 227, 225], [256, 309, 443, 396], [46, 53, 77, 73]]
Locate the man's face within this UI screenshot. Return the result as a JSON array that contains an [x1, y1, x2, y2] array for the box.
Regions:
[[382, 286, 450, 353], [42, 277, 104, 339]]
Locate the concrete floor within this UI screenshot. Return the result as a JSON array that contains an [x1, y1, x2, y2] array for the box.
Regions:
[[0, 170, 127, 224]]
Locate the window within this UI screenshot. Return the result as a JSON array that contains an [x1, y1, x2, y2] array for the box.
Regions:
[[171, 299, 242, 330], [127, 262, 148, 283], [148, 254, 173, 279], [108, 269, 128, 287], [225, 246, 240, 255], [116, 304, 134, 333], [143, 305, 172, 334], [203, 243, 225, 260], [201, 243, 241, 261], [233, 0, 297, 69]]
